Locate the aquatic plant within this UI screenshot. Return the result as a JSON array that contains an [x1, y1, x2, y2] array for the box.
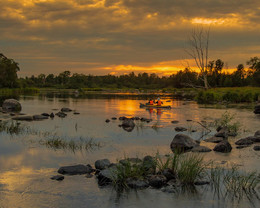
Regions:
[[213, 111, 241, 134], [39, 136, 102, 153], [208, 164, 260, 200], [155, 152, 172, 172], [0, 121, 23, 135]]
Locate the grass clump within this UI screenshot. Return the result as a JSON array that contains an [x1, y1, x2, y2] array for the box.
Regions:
[[213, 111, 241, 135], [208, 165, 260, 199], [155, 152, 206, 185], [112, 158, 146, 189], [0, 121, 23, 135], [177, 153, 206, 185]]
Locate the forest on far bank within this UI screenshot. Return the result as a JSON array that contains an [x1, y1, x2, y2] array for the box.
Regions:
[[1, 53, 260, 89]]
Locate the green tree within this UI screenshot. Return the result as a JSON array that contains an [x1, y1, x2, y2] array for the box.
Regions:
[[0, 53, 20, 88]]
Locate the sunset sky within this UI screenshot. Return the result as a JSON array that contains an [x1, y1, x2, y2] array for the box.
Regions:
[[0, 0, 259, 76]]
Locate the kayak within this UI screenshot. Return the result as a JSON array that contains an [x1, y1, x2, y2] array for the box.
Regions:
[[139, 103, 171, 109]]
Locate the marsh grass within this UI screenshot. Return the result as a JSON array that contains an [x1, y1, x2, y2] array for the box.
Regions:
[[177, 153, 206, 185], [0, 121, 23, 135], [155, 152, 172, 172], [40, 136, 102, 152], [0, 120, 102, 153], [208, 164, 260, 200], [155, 152, 206, 185]]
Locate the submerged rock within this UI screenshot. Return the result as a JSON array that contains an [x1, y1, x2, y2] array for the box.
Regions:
[[143, 155, 156, 174], [214, 127, 228, 139], [235, 137, 254, 145], [2, 99, 21, 112], [85, 173, 93, 178], [161, 185, 176, 193], [111, 117, 117, 120], [194, 180, 210, 186], [236, 145, 250, 149], [213, 140, 232, 153], [162, 168, 175, 181], [191, 146, 211, 152], [170, 134, 198, 152], [12, 116, 33, 121], [56, 111, 67, 118], [204, 136, 224, 143], [175, 127, 187, 132], [41, 113, 50, 117], [33, 115, 49, 120], [105, 119, 110, 123], [119, 116, 126, 120], [95, 159, 111, 170], [148, 175, 167, 188], [96, 167, 116, 186], [253, 146, 260, 151], [171, 120, 179, 124], [126, 178, 149, 189], [61, 107, 72, 112], [58, 164, 93, 175], [50, 175, 64, 181], [254, 104, 260, 114]]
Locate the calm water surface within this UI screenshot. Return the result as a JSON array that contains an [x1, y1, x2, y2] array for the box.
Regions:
[[0, 94, 259, 208]]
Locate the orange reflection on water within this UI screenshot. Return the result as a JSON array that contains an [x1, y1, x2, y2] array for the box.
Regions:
[[113, 99, 141, 116]]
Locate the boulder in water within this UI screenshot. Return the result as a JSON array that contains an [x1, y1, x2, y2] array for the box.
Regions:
[[2, 99, 21, 112]]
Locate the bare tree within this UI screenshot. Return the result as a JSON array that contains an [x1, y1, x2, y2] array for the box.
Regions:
[[186, 27, 210, 89]]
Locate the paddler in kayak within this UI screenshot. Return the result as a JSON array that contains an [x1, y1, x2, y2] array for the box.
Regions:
[[156, 98, 163, 106], [148, 99, 154, 105]]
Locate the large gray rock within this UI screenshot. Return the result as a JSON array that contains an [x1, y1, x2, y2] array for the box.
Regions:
[[213, 141, 232, 153], [95, 159, 111, 170], [122, 118, 135, 132], [191, 146, 212, 152], [170, 134, 198, 152], [2, 99, 21, 112], [58, 164, 93, 175]]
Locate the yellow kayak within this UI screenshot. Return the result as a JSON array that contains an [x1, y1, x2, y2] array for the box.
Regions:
[[139, 103, 171, 109]]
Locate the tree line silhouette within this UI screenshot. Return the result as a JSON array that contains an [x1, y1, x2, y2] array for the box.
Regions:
[[1, 53, 259, 89]]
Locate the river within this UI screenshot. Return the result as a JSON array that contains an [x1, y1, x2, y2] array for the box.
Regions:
[[0, 92, 259, 208]]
